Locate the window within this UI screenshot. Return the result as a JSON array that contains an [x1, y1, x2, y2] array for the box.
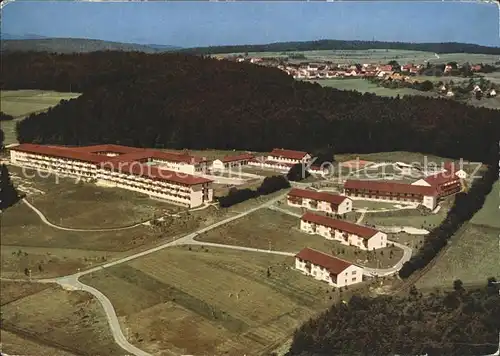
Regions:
[[352, 271, 356, 275], [352, 278, 356, 282]]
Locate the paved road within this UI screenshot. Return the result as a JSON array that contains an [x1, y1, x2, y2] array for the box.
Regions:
[[5, 193, 289, 356]]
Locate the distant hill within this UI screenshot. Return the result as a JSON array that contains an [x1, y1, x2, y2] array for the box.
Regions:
[[179, 39, 500, 55], [0, 38, 181, 54], [1, 33, 48, 40]]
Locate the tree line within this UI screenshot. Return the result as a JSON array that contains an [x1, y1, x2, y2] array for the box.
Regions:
[[286, 280, 500, 356], [218, 175, 290, 208], [178, 39, 500, 55], [398, 162, 498, 279], [2, 51, 499, 165], [0, 128, 22, 210]]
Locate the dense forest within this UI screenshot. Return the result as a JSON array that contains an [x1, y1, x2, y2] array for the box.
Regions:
[[1, 38, 181, 54], [180, 39, 500, 55], [2, 51, 499, 164], [0, 128, 22, 210], [286, 281, 500, 356]]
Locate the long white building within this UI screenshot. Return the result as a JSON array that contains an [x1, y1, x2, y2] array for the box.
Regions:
[[9, 143, 213, 208], [248, 148, 311, 172], [295, 247, 363, 287], [300, 212, 387, 250]]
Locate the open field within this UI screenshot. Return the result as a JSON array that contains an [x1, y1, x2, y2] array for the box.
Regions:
[[196, 209, 403, 268], [80, 246, 352, 355], [335, 151, 455, 165], [306, 78, 437, 98], [363, 204, 448, 230], [8, 165, 174, 229], [470, 180, 500, 228], [220, 49, 499, 65], [416, 224, 500, 289], [0, 284, 124, 356], [1, 90, 80, 145]]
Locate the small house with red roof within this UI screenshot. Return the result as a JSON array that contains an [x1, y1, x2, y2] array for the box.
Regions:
[[300, 212, 387, 250], [287, 188, 352, 215], [212, 153, 254, 171], [295, 247, 363, 287]]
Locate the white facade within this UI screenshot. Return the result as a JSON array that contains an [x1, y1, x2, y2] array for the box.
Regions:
[[266, 153, 311, 165], [287, 196, 352, 215], [10, 149, 213, 208], [248, 160, 293, 172], [153, 158, 208, 174], [300, 219, 387, 250], [295, 258, 363, 287]]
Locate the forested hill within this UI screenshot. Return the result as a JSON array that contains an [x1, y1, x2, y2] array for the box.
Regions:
[[2, 51, 499, 163], [0, 38, 181, 54], [287, 282, 500, 356], [180, 39, 500, 55]]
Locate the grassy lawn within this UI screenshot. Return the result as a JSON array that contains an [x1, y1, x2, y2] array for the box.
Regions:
[[307, 78, 437, 98], [363, 206, 447, 230], [416, 224, 500, 289], [241, 166, 287, 177], [352, 199, 412, 211], [196, 209, 403, 268], [1, 90, 80, 145], [336, 151, 454, 165], [9, 166, 174, 229], [81, 246, 338, 356], [470, 180, 500, 228], [0, 284, 124, 356]]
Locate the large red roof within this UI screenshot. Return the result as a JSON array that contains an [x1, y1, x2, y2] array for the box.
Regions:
[[344, 179, 437, 196], [288, 188, 348, 206], [423, 172, 460, 186], [221, 153, 254, 163], [302, 212, 379, 239], [11, 143, 109, 164], [269, 148, 309, 160], [10, 143, 213, 185], [295, 248, 353, 275]]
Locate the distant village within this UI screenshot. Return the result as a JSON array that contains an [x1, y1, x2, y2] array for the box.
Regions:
[[214, 54, 498, 99]]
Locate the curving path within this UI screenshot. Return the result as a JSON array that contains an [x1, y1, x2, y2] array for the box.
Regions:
[[22, 198, 149, 232], [7, 187, 413, 356]]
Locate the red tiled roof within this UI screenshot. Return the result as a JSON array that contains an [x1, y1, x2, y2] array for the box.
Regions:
[[302, 212, 379, 239], [295, 248, 352, 275], [423, 172, 460, 186], [288, 188, 348, 206], [269, 148, 308, 160], [100, 162, 212, 186], [10, 143, 109, 164], [72, 144, 145, 155], [344, 179, 437, 196], [150, 151, 208, 164], [221, 153, 254, 163]]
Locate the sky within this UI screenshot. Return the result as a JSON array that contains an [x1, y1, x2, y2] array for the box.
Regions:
[[2, 1, 500, 48]]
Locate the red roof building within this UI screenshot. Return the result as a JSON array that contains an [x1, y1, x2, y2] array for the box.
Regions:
[[294, 248, 363, 287], [9, 143, 214, 208], [301, 212, 379, 240], [343, 179, 438, 209], [268, 148, 310, 162]]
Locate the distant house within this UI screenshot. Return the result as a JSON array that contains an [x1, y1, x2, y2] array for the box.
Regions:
[[440, 85, 447, 92], [446, 90, 455, 97], [472, 85, 482, 93], [471, 65, 482, 72], [401, 64, 414, 72], [287, 188, 352, 215], [212, 153, 254, 171], [307, 64, 319, 71], [295, 248, 364, 287], [444, 65, 453, 73], [247, 148, 311, 172], [488, 89, 497, 97], [250, 58, 262, 64], [300, 212, 388, 250], [377, 65, 393, 72]]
